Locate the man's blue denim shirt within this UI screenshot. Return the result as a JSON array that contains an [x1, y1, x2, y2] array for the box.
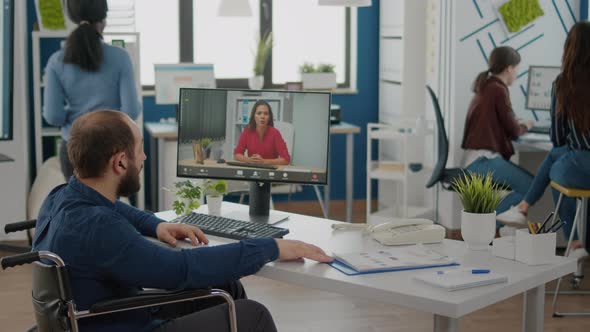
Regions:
[[33, 177, 278, 332]]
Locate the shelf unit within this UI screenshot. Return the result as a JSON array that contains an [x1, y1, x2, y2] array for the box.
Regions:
[[32, 31, 145, 209], [366, 122, 434, 225]]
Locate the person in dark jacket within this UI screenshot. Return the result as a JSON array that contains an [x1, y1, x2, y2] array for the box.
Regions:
[[461, 46, 534, 226]]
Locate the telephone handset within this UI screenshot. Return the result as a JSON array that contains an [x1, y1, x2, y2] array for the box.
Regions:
[[331, 218, 446, 246]]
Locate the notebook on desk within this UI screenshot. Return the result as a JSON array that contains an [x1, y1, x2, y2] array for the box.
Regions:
[[414, 268, 508, 291]]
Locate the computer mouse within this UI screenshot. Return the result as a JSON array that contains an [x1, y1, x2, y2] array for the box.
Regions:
[[217, 159, 226, 164]]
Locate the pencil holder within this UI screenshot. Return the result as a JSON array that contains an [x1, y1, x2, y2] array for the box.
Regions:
[[514, 229, 557, 265]]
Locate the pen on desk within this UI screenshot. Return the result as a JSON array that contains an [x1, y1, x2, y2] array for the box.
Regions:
[[538, 212, 554, 233], [437, 269, 490, 275]]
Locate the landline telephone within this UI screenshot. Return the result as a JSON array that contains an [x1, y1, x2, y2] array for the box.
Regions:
[[331, 218, 446, 246]]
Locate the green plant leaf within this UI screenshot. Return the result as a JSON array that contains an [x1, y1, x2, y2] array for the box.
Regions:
[[172, 200, 185, 215], [299, 62, 316, 74], [253, 32, 273, 75], [451, 171, 504, 214], [317, 63, 335, 73]]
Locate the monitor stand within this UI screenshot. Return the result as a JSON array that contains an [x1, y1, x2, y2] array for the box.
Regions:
[[225, 181, 289, 225]]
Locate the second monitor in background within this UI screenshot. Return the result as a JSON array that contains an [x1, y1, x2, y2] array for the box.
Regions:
[[176, 88, 332, 224], [154, 64, 216, 105], [525, 65, 560, 111], [525, 66, 560, 135]]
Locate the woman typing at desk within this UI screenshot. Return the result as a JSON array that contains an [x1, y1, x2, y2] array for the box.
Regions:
[[461, 46, 534, 232], [234, 100, 291, 166], [495, 23, 590, 254]]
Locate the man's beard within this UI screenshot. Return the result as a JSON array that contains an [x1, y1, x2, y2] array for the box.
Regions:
[[117, 163, 142, 197]]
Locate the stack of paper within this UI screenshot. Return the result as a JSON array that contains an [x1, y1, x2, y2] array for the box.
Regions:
[[414, 268, 508, 291]]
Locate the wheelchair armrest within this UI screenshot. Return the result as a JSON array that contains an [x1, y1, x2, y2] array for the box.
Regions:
[[5, 219, 37, 234], [89, 289, 212, 314]]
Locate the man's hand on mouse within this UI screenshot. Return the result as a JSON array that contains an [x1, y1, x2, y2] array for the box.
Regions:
[[156, 222, 209, 247]]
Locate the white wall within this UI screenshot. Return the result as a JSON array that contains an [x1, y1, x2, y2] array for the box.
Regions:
[[436, 0, 580, 228], [291, 93, 330, 169], [0, 1, 30, 240]]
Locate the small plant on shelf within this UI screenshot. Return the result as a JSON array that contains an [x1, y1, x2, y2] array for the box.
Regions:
[[299, 62, 316, 74], [317, 63, 336, 73]]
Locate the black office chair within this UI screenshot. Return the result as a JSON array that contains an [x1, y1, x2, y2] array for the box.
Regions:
[[0, 219, 36, 253], [1, 251, 238, 332], [425, 85, 465, 190]]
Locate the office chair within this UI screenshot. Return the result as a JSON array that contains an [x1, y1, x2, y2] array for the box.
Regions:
[[425, 85, 465, 190], [0, 251, 238, 332]]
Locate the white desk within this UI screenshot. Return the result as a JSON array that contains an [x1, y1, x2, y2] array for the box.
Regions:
[[514, 133, 552, 152], [157, 202, 576, 332], [145, 122, 360, 222]]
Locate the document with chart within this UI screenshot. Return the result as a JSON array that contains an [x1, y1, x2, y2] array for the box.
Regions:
[[330, 245, 458, 275]]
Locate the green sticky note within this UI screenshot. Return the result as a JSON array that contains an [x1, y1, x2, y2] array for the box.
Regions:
[[38, 0, 66, 30], [499, 0, 544, 33]]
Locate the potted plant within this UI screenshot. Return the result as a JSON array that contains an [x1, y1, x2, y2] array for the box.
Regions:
[[164, 180, 202, 216], [250, 31, 273, 90], [203, 179, 228, 216], [452, 171, 504, 250], [300, 62, 337, 90], [191, 137, 212, 164]]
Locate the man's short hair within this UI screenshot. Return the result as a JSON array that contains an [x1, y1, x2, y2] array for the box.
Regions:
[[68, 110, 135, 178]]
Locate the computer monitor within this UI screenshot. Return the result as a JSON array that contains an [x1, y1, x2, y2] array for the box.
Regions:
[[525, 65, 560, 111], [154, 64, 216, 105], [177, 88, 331, 223], [0, 0, 13, 141]]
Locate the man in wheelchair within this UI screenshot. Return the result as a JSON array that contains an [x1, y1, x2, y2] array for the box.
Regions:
[[31, 110, 333, 332]]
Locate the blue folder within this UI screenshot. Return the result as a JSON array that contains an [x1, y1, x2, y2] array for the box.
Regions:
[[329, 259, 460, 276]]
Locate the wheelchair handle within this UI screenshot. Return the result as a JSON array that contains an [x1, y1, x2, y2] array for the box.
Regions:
[[4, 219, 36, 234], [1, 251, 40, 270]]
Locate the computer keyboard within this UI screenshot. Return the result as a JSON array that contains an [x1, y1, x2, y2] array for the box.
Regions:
[[529, 125, 550, 135], [226, 161, 278, 170], [171, 212, 289, 240]]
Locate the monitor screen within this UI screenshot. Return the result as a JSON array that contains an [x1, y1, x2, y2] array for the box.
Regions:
[[154, 64, 216, 105], [176, 88, 331, 186], [525, 65, 560, 111], [0, 0, 13, 141]]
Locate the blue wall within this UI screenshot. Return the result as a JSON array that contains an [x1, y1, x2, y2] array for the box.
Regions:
[[26, 1, 380, 205]]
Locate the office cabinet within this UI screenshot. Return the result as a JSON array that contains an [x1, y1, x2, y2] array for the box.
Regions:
[[366, 123, 433, 225]]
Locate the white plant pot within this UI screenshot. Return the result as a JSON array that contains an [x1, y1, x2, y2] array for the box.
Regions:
[[206, 195, 223, 216], [461, 210, 496, 250], [301, 73, 337, 90], [248, 75, 264, 90]]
